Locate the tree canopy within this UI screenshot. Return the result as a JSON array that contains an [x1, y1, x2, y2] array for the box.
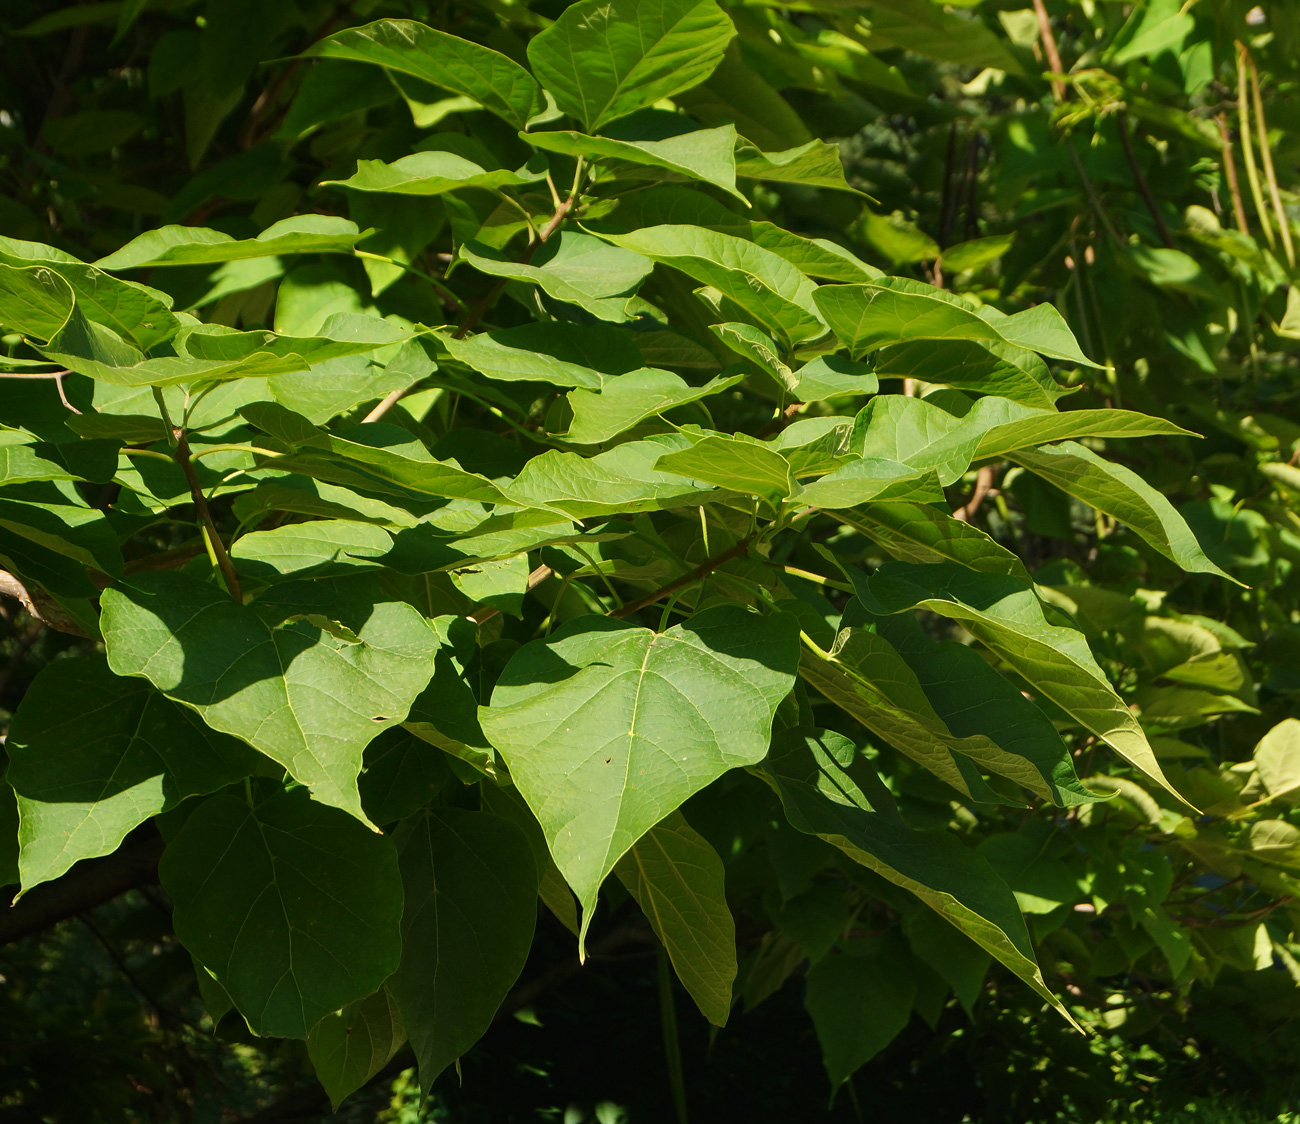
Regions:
[[1, 0, 1299, 1120]]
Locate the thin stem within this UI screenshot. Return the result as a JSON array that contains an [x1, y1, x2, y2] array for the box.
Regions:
[[0, 370, 80, 413], [657, 943, 690, 1124], [1236, 42, 1275, 251], [1116, 109, 1174, 249], [609, 538, 751, 620], [1031, 0, 1066, 100], [569, 541, 623, 609], [174, 429, 242, 602], [1244, 46, 1295, 267], [954, 464, 996, 522], [1216, 111, 1250, 235]]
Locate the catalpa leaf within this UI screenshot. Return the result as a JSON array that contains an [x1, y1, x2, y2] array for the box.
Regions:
[[734, 139, 865, 196], [755, 728, 1072, 1021], [655, 433, 795, 506], [854, 562, 1181, 800], [160, 787, 404, 1038], [440, 321, 642, 389], [307, 987, 405, 1112], [560, 370, 743, 444], [833, 501, 1029, 580], [527, 0, 735, 132], [389, 808, 536, 1094], [101, 572, 439, 826], [324, 151, 546, 197], [95, 216, 368, 270], [305, 20, 545, 129], [614, 810, 737, 1027], [480, 607, 799, 951], [6, 654, 258, 890], [876, 339, 1067, 409]]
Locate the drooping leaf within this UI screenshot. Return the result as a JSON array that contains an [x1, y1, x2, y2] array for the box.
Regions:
[[480, 607, 799, 949], [307, 987, 406, 1111], [440, 321, 641, 389], [160, 787, 404, 1038], [853, 563, 1180, 799], [305, 20, 545, 129], [734, 139, 864, 195], [527, 0, 736, 132], [388, 808, 536, 1093], [655, 433, 795, 505], [560, 370, 743, 444], [614, 810, 737, 1026], [1009, 441, 1233, 580], [755, 728, 1070, 1018], [5, 654, 257, 890], [324, 151, 545, 197], [101, 572, 439, 825], [832, 502, 1030, 579]]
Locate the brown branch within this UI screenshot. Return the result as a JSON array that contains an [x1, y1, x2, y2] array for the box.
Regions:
[[1031, 0, 1067, 101], [0, 570, 93, 637], [1216, 112, 1250, 235], [0, 370, 81, 413], [0, 829, 164, 946], [953, 465, 995, 523], [1116, 108, 1174, 249], [609, 539, 752, 621], [173, 430, 242, 602]]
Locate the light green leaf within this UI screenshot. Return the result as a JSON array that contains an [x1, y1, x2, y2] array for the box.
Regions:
[[793, 355, 879, 401], [230, 520, 392, 581], [865, 0, 1026, 74], [239, 402, 506, 503], [876, 339, 1067, 409], [389, 808, 536, 1093], [101, 572, 440, 826], [972, 406, 1194, 458], [852, 395, 982, 486], [816, 280, 1098, 367], [460, 232, 652, 322], [504, 436, 720, 518], [160, 787, 404, 1038], [755, 728, 1069, 1019], [95, 216, 368, 270], [527, 0, 735, 132], [805, 945, 914, 1088], [480, 607, 799, 950], [832, 501, 1029, 579], [614, 810, 737, 1026], [324, 151, 545, 196], [307, 987, 405, 1112], [596, 224, 824, 345], [450, 554, 531, 616], [940, 234, 1015, 274], [655, 433, 795, 505], [1009, 442, 1233, 581], [710, 322, 796, 392], [527, 124, 746, 203], [793, 459, 943, 509], [441, 321, 641, 389], [6, 654, 257, 891], [562, 370, 743, 444], [304, 19, 545, 129], [734, 139, 864, 195], [0, 444, 83, 487], [1254, 719, 1300, 803], [855, 563, 1180, 799]]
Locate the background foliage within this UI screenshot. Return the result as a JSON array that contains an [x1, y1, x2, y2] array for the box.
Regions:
[[1, 0, 1299, 1121]]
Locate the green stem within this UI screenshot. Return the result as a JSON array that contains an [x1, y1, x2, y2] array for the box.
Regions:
[[657, 943, 690, 1124]]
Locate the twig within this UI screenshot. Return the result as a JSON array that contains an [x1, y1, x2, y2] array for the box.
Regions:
[[1216, 112, 1250, 235], [1116, 108, 1174, 249], [1031, 0, 1067, 100], [0, 570, 93, 637], [0, 370, 81, 413], [173, 429, 242, 602], [609, 539, 751, 621], [954, 465, 996, 523]]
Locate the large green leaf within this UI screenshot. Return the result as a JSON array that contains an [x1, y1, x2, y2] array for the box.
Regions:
[[304, 20, 545, 129], [527, 0, 735, 132], [440, 321, 642, 389], [324, 151, 545, 197], [654, 433, 796, 505], [614, 810, 737, 1026], [307, 987, 406, 1111], [595, 224, 824, 346], [854, 563, 1179, 799], [1009, 441, 1232, 580], [755, 728, 1069, 1018], [734, 139, 863, 195], [480, 607, 798, 950], [876, 339, 1068, 409], [101, 572, 439, 825], [527, 124, 746, 203], [815, 280, 1097, 367], [832, 502, 1030, 579], [160, 787, 404, 1038], [95, 216, 368, 270], [5, 654, 257, 890], [560, 370, 742, 444], [389, 808, 536, 1093], [805, 944, 914, 1088], [459, 232, 652, 322]]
